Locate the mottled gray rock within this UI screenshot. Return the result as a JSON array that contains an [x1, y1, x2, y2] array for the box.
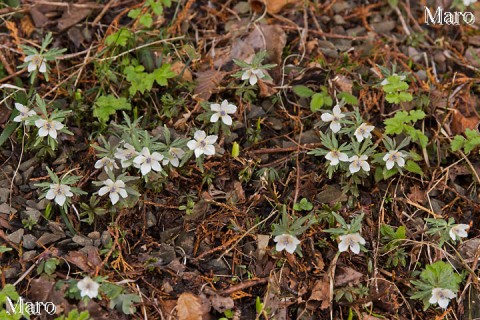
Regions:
[[0, 203, 16, 215], [147, 212, 157, 228], [101, 231, 112, 247], [158, 244, 176, 265], [3, 267, 18, 278], [0, 188, 10, 203], [88, 231, 101, 240], [22, 166, 35, 182], [72, 235, 93, 246], [18, 158, 37, 172], [7, 229, 24, 244], [175, 232, 195, 256], [37, 233, 63, 246], [23, 234, 38, 249], [21, 209, 42, 224], [22, 250, 37, 261]]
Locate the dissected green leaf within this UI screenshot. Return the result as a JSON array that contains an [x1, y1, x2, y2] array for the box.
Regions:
[[93, 95, 132, 123]]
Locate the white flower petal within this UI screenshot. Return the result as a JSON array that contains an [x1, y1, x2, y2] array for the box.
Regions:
[[55, 194, 66, 206], [187, 140, 197, 151], [210, 113, 220, 123], [321, 113, 334, 122], [27, 62, 36, 72], [140, 163, 151, 175], [222, 114, 233, 125], [110, 192, 119, 205], [39, 61, 47, 73], [38, 127, 49, 137], [205, 135, 218, 145], [210, 103, 220, 112], [204, 145, 216, 156], [330, 122, 341, 133], [194, 130, 206, 141], [98, 186, 110, 196]]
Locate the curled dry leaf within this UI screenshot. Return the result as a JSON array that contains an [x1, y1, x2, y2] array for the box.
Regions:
[[306, 277, 330, 310], [250, 0, 301, 14], [194, 70, 226, 102], [210, 294, 234, 313], [176, 292, 210, 320], [451, 109, 479, 135], [334, 266, 363, 287]]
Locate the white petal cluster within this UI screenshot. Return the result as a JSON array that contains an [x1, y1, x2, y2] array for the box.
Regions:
[[46, 183, 73, 206], [114, 143, 138, 168], [133, 147, 164, 176], [241, 68, 265, 85], [349, 155, 370, 173], [210, 100, 237, 126], [325, 150, 349, 166], [94, 157, 118, 172], [274, 234, 301, 254], [98, 179, 128, 205], [35, 119, 64, 139], [13, 103, 36, 123], [383, 150, 406, 170], [429, 288, 456, 309], [162, 147, 185, 167], [449, 224, 469, 241], [338, 233, 366, 254], [354, 123, 374, 142], [187, 130, 217, 158], [321, 105, 345, 133], [25, 54, 47, 73], [77, 276, 100, 299]]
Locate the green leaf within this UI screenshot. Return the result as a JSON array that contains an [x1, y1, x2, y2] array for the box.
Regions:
[[311, 93, 326, 112], [44, 258, 59, 275], [404, 160, 423, 175], [0, 245, 12, 253], [94, 95, 132, 123], [153, 64, 176, 86], [105, 28, 132, 47], [139, 13, 153, 28], [124, 65, 155, 95], [337, 92, 358, 105], [110, 294, 142, 315], [293, 198, 313, 211], [293, 85, 314, 98], [128, 8, 141, 19]]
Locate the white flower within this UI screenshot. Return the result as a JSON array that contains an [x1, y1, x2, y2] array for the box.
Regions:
[[77, 276, 100, 299], [338, 233, 366, 254], [98, 179, 128, 205], [162, 147, 185, 167], [464, 0, 477, 6], [25, 54, 47, 73], [274, 234, 301, 254], [133, 147, 164, 176], [321, 105, 345, 133], [187, 130, 217, 158], [210, 100, 237, 126], [383, 150, 406, 170], [429, 288, 456, 309], [354, 123, 375, 142], [349, 155, 370, 173], [94, 157, 118, 172], [114, 143, 138, 168], [45, 183, 73, 206], [35, 119, 64, 139], [325, 150, 349, 166], [380, 73, 406, 86], [449, 224, 469, 241], [13, 103, 36, 123], [241, 68, 265, 85]]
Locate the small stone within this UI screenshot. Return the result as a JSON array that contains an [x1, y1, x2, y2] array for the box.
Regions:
[[4, 267, 18, 278], [21, 209, 42, 224], [23, 234, 38, 249], [7, 229, 24, 244], [147, 212, 157, 228], [3, 165, 13, 175], [267, 117, 283, 131], [19, 185, 31, 193], [0, 188, 10, 203], [72, 235, 93, 247], [0, 203, 16, 215], [371, 21, 396, 34], [37, 233, 63, 246], [22, 166, 35, 182], [333, 15, 345, 25], [18, 158, 37, 172], [93, 240, 101, 247], [204, 259, 229, 274], [14, 173, 22, 185], [48, 221, 65, 236], [101, 231, 112, 247], [175, 232, 195, 256], [22, 250, 37, 261], [88, 231, 101, 240], [157, 244, 176, 265]]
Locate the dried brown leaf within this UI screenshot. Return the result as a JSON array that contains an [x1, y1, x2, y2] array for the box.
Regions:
[[194, 70, 226, 102], [250, 0, 301, 14], [57, 7, 92, 31], [451, 109, 479, 135], [407, 185, 426, 204], [176, 293, 210, 320], [334, 266, 363, 287], [306, 277, 330, 310], [210, 294, 234, 313]]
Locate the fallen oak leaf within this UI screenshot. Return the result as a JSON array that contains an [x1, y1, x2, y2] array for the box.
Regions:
[[176, 292, 210, 320]]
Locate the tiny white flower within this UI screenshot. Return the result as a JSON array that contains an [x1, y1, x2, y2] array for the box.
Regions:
[[13, 103, 36, 123], [354, 123, 375, 142], [338, 233, 366, 254], [380, 73, 406, 86], [464, 0, 477, 6], [321, 105, 345, 133], [25, 54, 47, 73], [133, 147, 164, 176], [187, 130, 217, 158], [45, 183, 73, 206], [429, 288, 456, 309], [349, 155, 370, 173], [162, 147, 185, 167], [94, 157, 118, 172], [383, 150, 406, 170], [210, 100, 237, 126], [325, 150, 349, 166], [449, 224, 469, 241], [241, 68, 265, 86], [274, 234, 301, 254], [98, 179, 128, 205], [35, 119, 64, 139], [114, 143, 138, 168], [77, 276, 100, 299]]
